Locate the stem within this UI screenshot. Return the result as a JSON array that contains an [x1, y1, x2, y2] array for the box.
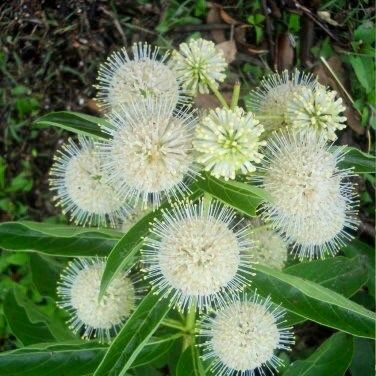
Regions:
[[230, 81, 241, 110], [161, 318, 186, 331], [205, 77, 229, 109], [320, 56, 355, 106], [182, 302, 197, 351], [185, 305, 196, 332]]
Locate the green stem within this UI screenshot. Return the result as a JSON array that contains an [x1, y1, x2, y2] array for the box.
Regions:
[[205, 77, 229, 109], [230, 81, 241, 110], [161, 318, 186, 331], [182, 302, 197, 351], [185, 305, 196, 332]]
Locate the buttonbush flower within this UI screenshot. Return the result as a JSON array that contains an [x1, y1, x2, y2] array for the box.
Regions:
[[98, 98, 198, 208], [248, 69, 317, 131], [249, 220, 288, 270], [288, 83, 347, 141], [199, 293, 294, 376], [57, 258, 136, 342], [259, 130, 358, 259], [49, 137, 128, 227], [170, 38, 227, 95], [194, 107, 265, 180], [142, 200, 254, 311], [96, 42, 182, 111]]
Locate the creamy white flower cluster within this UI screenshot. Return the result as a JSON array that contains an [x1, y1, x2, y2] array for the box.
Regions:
[[249, 69, 347, 140], [49, 38, 358, 375]]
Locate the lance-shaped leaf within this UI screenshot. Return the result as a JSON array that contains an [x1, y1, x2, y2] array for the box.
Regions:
[[338, 146, 375, 173], [0, 221, 119, 257], [176, 345, 206, 376], [283, 332, 353, 376], [0, 337, 175, 376], [196, 173, 270, 217], [94, 291, 170, 376], [252, 264, 375, 338], [282, 256, 369, 325], [34, 111, 110, 139]]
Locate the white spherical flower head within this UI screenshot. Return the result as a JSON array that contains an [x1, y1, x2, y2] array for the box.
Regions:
[[170, 38, 227, 95], [194, 107, 266, 180], [249, 220, 288, 270], [248, 69, 317, 131], [49, 137, 128, 227], [142, 200, 254, 311], [96, 42, 182, 111], [199, 294, 294, 376], [57, 259, 136, 342], [260, 130, 358, 259], [99, 99, 198, 208], [287, 84, 347, 141]]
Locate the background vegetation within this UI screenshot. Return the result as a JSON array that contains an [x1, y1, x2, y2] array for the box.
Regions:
[[0, 0, 374, 374]]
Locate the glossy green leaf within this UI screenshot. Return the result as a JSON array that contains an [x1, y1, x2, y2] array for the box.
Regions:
[[99, 189, 201, 299], [285, 256, 368, 298], [98, 211, 156, 300], [0, 337, 176, 376], [176, 345, 206, 376], [4, 289, 56, 346], [34, 111, 110, 139], [0, 221, 118, 257], [282, 256, 369, 325], [349, 337, 375, 376], [252, 264, 375, 338], [0, 342, 107, 376], [196, 173, 270, 216], [339, 147, 376, 173], [342, 239, 375, 297], [94, 291, 171, 376], [283, 332, 353, 376], [29, 254, 64, 299]]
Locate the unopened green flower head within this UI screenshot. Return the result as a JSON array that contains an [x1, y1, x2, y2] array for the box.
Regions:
[[248, 69, 317, 131], [249, 220, 288, 270], [259, 130, 358, 260], [49, 136, 129, 227], [57, 258, 136, 343], [194, 107, 265, 180], [287, 83, 347, 141], [170, 38, 227, 95], [96, 42, 183, 112], [199, 293, 294, 376]]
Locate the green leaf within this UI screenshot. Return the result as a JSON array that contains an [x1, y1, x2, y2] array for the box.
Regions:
[[349, 56, 373, 93], [98, 213, 155, 300], [285, 256, 368, 298], [4, 289, 56, 346], [99, 189, 201, 299], [252, 264, 375, 338], [282, 256, 368, 325], [0, 341, 107, 376], [0, 221, 118, 257], [196, 173, 270, 216], [342, 239, 375, 297], [176, 345, 206, 376], [93, 291, 171, 376], [350, 337, 375, 376], [339, 147, 376, 173], [29, 254, 64, 299], [34, 111, 111, 139], [6, 288, 75, 343], [0, 337, 176, 376], [132, 335, 177, 369], [283, 332, 353, 376]]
